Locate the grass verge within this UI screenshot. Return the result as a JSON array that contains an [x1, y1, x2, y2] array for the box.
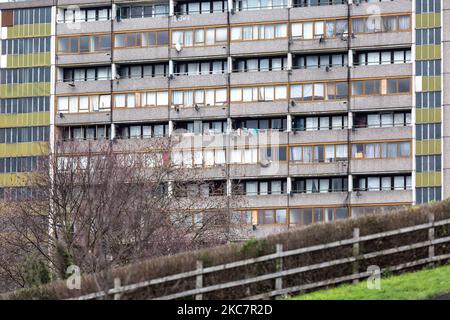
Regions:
[[293, 264, 450, 300]]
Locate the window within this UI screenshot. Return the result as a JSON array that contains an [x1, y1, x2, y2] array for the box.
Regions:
[[58, 35, 111, 53], [57, 95, 111, 113], [352, 141, 411, 159], [231, 23, 287, 41]]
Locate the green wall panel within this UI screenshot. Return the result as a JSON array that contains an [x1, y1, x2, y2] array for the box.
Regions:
[[7, 52, 51, 68], [0, 82, 50, 98]]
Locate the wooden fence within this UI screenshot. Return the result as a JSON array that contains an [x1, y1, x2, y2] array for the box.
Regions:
[[71, 213, 450, 300]]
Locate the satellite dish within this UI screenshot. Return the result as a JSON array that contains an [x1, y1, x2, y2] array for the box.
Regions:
[[175, 42, 182, 52]]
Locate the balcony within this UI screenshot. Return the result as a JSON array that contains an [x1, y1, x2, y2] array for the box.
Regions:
[[351, 62, 412, 79], [170, 73, 228, 88], [170, 46, 228, 59], [57, 20, 111, 35], [291, 66, 347, 83], [56, 79, 111, 95], [230, 101, 288, 117], [351, 125, 412, 142], [230, 8, 289, 24], [231, 39, 288, 56], [230, 70, 288, 86], [351, 94, 412, 112], [229, 162, 289, 178], [57, 52, 111, 66], [289, 100, 348, 115], [171, 12, 228, 28], [350, 157, 412, 175], [289, 128, 348, 145], [241, 194, 288, 208], [114, 16, 169, 32], [170, 105, 228, 120], [289, 162, 348, 176], [113, 76, 168, 92], [113, 107, 169, 123], [113, 47, 169, 63], [55, 112, 111, 126], [352, 31, 412, 50], [289, 192, 348, 207], [350, 189, 412, 205]]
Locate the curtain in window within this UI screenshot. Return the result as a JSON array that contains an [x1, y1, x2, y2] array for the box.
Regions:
[[394, 176, 404, 190], [336, 144, 347, 159], [303, 22, 313, 39], [204, 150, 214, 166], [306, 117, 318, 131], [230, 88, 242, 101], [291, 23, 303, 38], [276, 209, 286, 224], [172, 91, 183, 105], [368, 177, 380, 191], [319, 179, 329, 193], [325, 145, 334, 162], [275, 24, 287, 38], [304, 146, 312, 162], [306, 179, 318, 193], [290, 146, 302, 161], [79, 96, 89, 111], [291, 84, 302, 99], [271, 181, 282, 194], [381, 177, 391, 191], [314, 83, 325, 100], [231, 27, 242, 40], [398, 16, 410, 30], [303, 84, 313, 100], [246, 181, 258, 195]]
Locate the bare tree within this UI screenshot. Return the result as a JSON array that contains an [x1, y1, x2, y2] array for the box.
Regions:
[[0, 136, 245, 292]]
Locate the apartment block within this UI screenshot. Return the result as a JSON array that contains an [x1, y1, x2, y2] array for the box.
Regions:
[[0, 1, 52, 201], [0, 0, 447, 236]]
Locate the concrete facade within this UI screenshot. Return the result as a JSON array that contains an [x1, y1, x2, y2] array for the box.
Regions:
[[1, 0, 446, 237]]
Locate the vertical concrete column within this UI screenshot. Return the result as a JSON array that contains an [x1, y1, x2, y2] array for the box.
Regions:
[[287, 176, 292, 194], [111, 63, 117, 80], [111, 123, 116, 140], [227, 118, 232, 134], [348, 174, 353, 192], [286, 114, 292, 132], [168, 181, 174, 197], [287, 0, 293, 9], [169, 59, 174, 76], [348, 49, 353, 67], [111, 4, 117, 20], [227, 56, 233, 74], [348, 111, 353, 129], [169, 120, 174, 136], [228, 0, 234, 12], [227, 179, 232, 196], [169, 0, 175, 16], [287, 53, 293, 71]]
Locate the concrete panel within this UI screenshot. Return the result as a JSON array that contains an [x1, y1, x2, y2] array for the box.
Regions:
[[351, 95, 412, 112], [351, 63, 412, 79], [56, 80, 111, 95], [230, 163, 288, 178], [291, 66, 347, 83], [113, 47, 169, 63], [171, 46, 228, 59], [351, 126, 412, 142], [230, 8, 289, 24], [290, 5, 347, 20], [170, 74, 228, 89], [55, 112, 111, 126], [57, 0, 110, 5], [289, 129, 348, 145], [289, 162, 349, 176], [231, 70, 289, 86], [114, 16, 169, 32], [350, 190, 412, 206], [170, 105, 228, 120], [290, 38, 347, 54], [231, 39, 288, 56], [57, 53, 111, 66], [289, 100, 349, 116], [350, 158, 412, 175], [113, 107, 169, 123], [352, 0, 412, 16], [444, 169, 450, 200], [57, 21, 112, 35], [243, 195, 288, 208], [113, 77, 169, 92], [171, 12, 228, 28], [352, 32, 412, 50], [289, 192, 348, 207], [230, 101, 288, 117]]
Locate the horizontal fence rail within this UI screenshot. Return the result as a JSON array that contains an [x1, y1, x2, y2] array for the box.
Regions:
[[70, 214, 450, 300]]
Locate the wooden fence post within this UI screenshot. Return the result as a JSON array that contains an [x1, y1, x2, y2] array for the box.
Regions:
[[113, 278, 122, 300], [275, 244, 283, 298], [428, 212, 435, 266], [195, 260, 203, 300], [352, 228, 360, 284]]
